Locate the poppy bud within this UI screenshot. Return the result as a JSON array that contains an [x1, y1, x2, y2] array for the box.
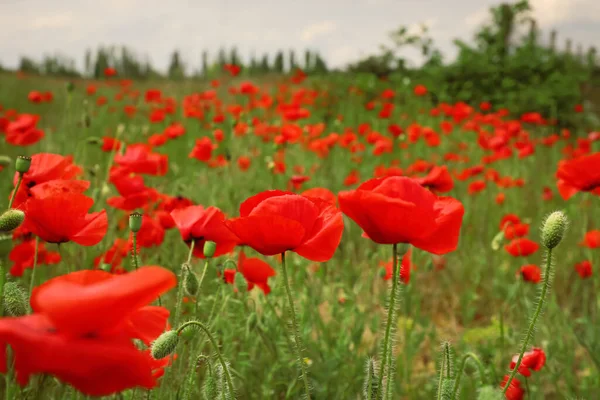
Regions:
[[183, 267, 199, 296], [3, 282, 28, 317], [129, 212, 143, 233], [15, 156, 32, 174], [491, 230, 504, 251], [203, 373, 217, 399], [66, 82, 75, 92], [203, 241, 217, 258], [151, 330, 179, 359], [0, 156, 11, 167], [441, 379, 454, 400], [476, 386, 503, 400], [0, 209, 25, 232], [234, 272, 246, 292], [83, 114, 91, 128], [541, 211, 568, 250]]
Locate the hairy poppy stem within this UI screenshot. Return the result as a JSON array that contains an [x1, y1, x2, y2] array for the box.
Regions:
[[186, 241, 196, 265], [7, 173, 23, 210], [176, 321, 235, 397], [436, 353, 446, 400], [280, 252, 312, 399], [197, 259, 209, 293], [131, 233, 139, 271], [451, 352, 486, 399], [502, 249, 553, 394], [377, 243, 400, 398], [28, 236, 40, 306]]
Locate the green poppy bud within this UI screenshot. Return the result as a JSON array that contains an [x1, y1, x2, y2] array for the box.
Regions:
[[15, 156, 32, 174], [3, 282, 28, 317], [183, 267, 199, 296], [0, 209, 25, 232], [129, 212, 143, 233], [541, 211, 568, 250], [151, 330, 179, 359], [203, 241, 217, 258], [0, 156, 12, 167], [66, 82, 75, 92]]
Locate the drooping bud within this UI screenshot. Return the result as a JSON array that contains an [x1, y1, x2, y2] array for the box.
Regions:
[[15, 156, 32, 174], [151, 330, 180, 359], [129, 212, 143, 233], [183, 267, 199, 296], [3, 282, 28, 317], [541, 211, 568, 250], [234, 272, 247, 293], [0, 209, 25, 232], [476, 386, 504, 400], [203, 241, 217, 258]]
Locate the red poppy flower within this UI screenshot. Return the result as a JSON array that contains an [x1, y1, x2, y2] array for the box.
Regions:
[[413, 85, 427, 96], [28, 91, 43, 103], [114, 145, 168, 176], [414, 166, 454, 193], [0, 267, 176, 396], [580, 230, 600, 248], [301, 187, 336, 206], [5, 114, 44, 146], [8, 239, 61, 277], [556, 152, 600, 199], [101, 137, 122, 152], [171, 206, 239, 258], [500, 375, 525, 400], [225, 190, 343, 261], [189, 137, 215, 162], [94, 238, 130, 273], [505, 238, 539, 257], [382, 248, 413, 284], [338, 176, 464, 254], [104, 67, 117, 77], [519, 265, 541, 283], [107, 174, 158, 211], [468, 180, 486, 195], [510, 347, 546, 377], [22, 193, 107, 246], [503, 223, 529, 240], [238, 251, 276, 294], [575, 260, 592, 279]]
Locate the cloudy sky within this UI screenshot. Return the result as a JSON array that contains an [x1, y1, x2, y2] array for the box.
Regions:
[[0, 0, 598, 72]]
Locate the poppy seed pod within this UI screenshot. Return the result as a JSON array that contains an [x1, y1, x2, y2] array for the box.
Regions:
[[3, 282, 28, 317], [203, 241, 217, 258], [129, 212, 143, 233], [15, 156, 32, 174], [541, 211, 568, 249], [0, 209, 25, 232], [151, 330, 179, 359]]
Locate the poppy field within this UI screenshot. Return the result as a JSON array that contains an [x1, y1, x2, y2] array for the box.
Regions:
[[0, 67, 598, 400]]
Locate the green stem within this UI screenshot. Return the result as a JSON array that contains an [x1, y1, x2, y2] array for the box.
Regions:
[[377, 243, 399, 398], [444, 343, 451, 378], [186, 241, 196, 265], [280, 252, 312, 400], [503, 249, 553, 394], [436, 354, 446, 400], [28, 236, 40, 305], [0, 264, 5, 317], [451, 352, 487, 399], [8, 174, 23, 209], [176, 321, 235, 397], [197, 259, 209, 292], [131, 233, 139, 271]]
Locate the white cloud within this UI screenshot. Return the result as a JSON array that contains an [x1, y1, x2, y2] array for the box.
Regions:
[[300, 20, 337, 42], [28, 13, 74, 30]]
